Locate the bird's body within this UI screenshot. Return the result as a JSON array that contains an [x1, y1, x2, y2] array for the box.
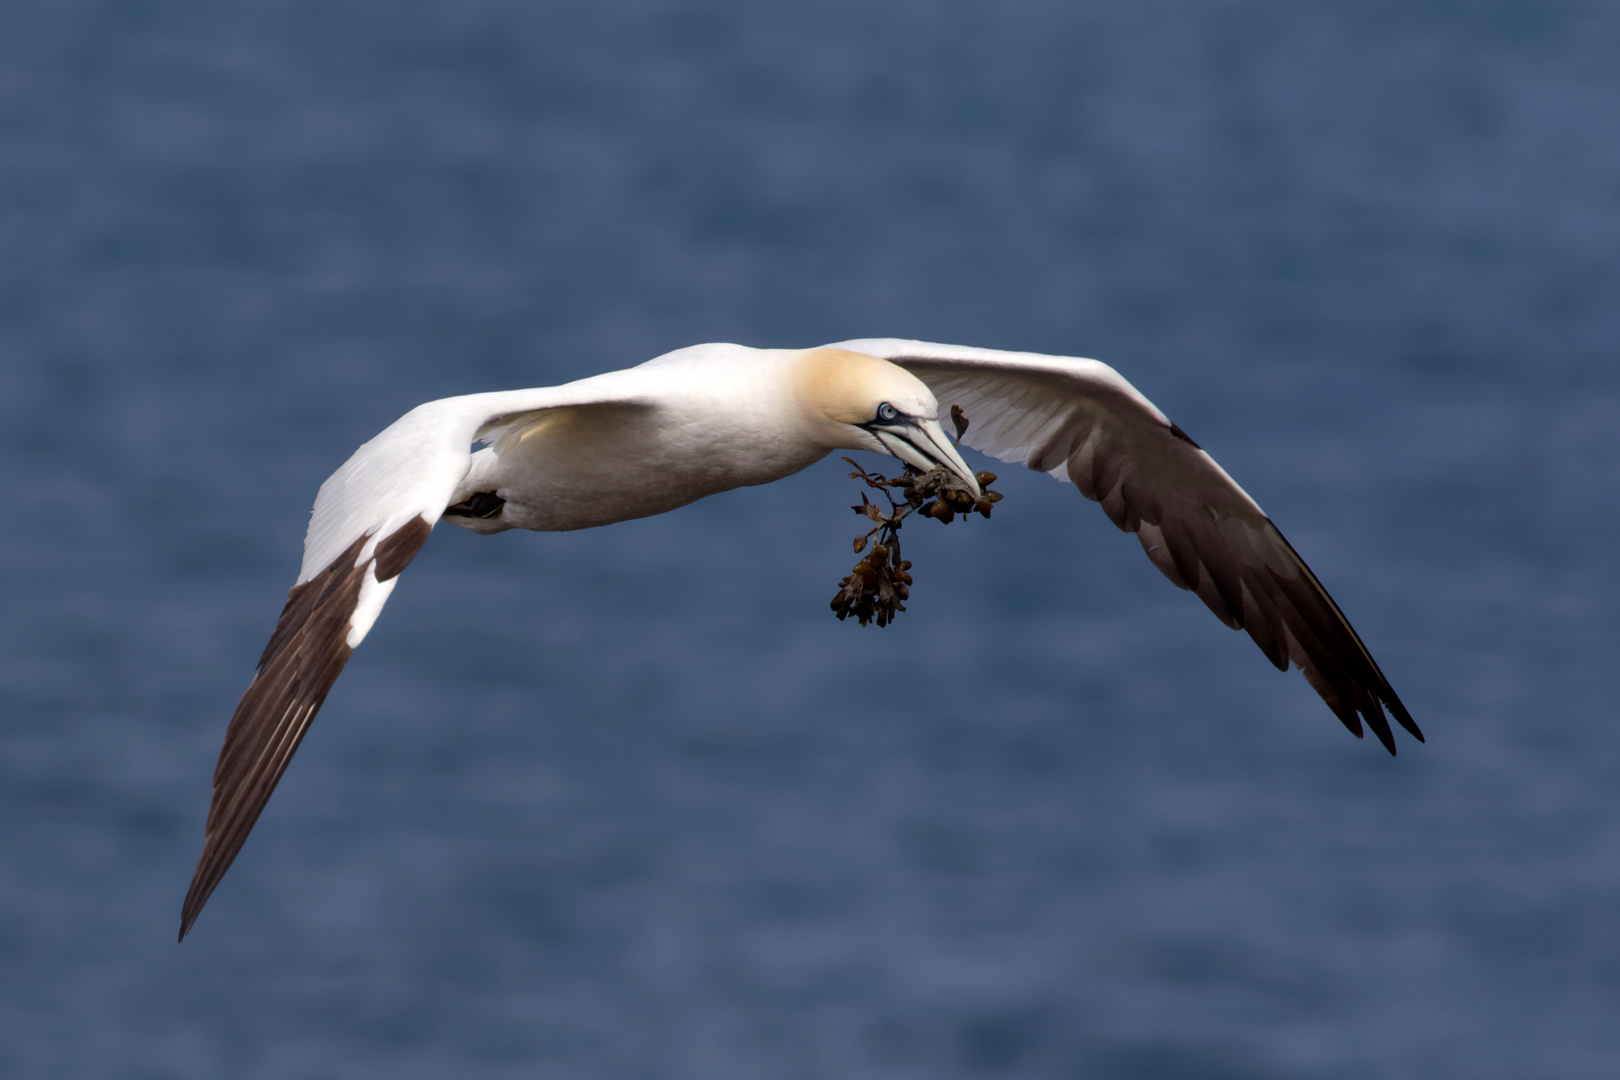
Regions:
[[181, 339, 1421, 940], [449, 345, 840, 535]]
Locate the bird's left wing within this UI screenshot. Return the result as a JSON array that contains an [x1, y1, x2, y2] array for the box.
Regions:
[[180, 380, 652, 939], [832, 338, 1420, 754]]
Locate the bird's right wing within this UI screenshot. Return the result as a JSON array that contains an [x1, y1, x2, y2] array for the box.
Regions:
[[180, 380, 653, 940], [833, 338, 1420, 755]]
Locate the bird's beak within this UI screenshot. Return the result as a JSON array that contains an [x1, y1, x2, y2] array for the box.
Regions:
[[869, 417, 981, 496]]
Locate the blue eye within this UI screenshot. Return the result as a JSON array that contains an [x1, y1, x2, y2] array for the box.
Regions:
[[877, 403, 899, 422]]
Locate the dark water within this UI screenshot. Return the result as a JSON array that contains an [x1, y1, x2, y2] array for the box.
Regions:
[[3, 2, 1618, 1076]]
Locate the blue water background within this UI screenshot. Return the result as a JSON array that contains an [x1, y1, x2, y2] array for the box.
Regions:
[[2, 2, 1618, 1077]]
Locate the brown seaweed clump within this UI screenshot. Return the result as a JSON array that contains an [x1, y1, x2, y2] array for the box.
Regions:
[[830, 407, 1003, 627]]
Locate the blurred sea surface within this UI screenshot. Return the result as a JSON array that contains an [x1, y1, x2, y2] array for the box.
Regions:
[[2, 2, 1618, 1077]]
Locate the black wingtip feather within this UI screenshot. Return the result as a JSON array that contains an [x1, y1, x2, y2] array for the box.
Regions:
[[180, 517, 440, 941], [1384, 694, 1424, 742], [179, 535, 370, 941], [890, 346, 1423, 757], [1364, 704, 1398, 755]]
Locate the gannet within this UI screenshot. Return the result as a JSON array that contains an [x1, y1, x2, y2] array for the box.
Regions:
[[180, 339, 1420, 939]]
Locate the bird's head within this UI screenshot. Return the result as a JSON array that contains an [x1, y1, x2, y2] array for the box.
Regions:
[[793, 348, 980, 495]]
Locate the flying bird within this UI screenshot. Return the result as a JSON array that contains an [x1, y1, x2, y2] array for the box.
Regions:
[[180, 339, 1420, 939]]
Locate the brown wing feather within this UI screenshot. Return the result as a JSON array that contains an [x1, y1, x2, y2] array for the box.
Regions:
[[1067, 412, 1419, 752], [883, 349, 1420, 753], [179, 518, 434, 940]]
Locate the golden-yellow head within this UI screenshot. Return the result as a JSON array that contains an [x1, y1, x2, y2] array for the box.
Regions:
[[792, 348, 979, 493]]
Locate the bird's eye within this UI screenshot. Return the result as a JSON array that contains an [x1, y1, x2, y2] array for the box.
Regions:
[[877, 403, 899, 422]]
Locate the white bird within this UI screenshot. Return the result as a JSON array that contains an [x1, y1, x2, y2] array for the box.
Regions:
[[180, 339, 1420, 939]]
